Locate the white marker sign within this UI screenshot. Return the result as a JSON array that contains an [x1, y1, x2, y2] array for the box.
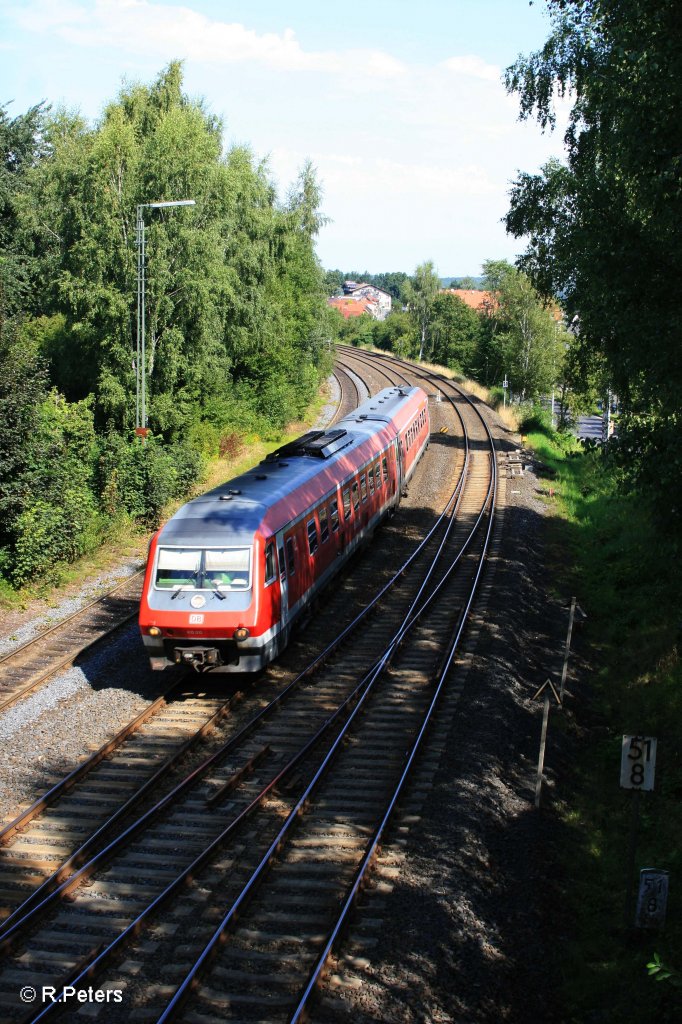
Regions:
[[620, 735, 657, 791], [636, 869, 669, 929]]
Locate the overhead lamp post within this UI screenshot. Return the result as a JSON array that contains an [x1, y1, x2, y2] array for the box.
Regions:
[[135, 199, 195, 433]]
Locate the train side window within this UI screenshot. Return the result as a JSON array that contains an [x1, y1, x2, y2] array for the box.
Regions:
[[330, 498, 340, 531], [342, 486, 351, 521], [382, 456, 388, 482], [368, 466, 375, 494], [351, 480, 360, 510], [286, 537, 296, 575], [265, 541, 277, 585], [319, 505, 329, 543], [360, 473, 367, 502], [307, 519, 318, 555], [375, 460, 382, 487], [278, 545, 286, 580]]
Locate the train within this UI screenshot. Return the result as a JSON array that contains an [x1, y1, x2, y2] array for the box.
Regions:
[[139, 385, 430, 672]]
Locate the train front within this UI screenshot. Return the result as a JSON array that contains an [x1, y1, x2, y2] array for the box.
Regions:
[[139, 491, 268, 672]]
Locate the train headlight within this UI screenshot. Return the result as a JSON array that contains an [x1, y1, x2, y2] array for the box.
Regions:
[[149, 626, 162, 637], [233, 627, 250, 642]]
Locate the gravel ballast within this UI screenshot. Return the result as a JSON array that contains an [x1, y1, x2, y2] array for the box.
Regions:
[[0, 383, 570, 1021]]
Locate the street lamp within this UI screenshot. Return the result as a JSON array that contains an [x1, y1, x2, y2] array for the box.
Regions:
[[135, 199, 195, 432]]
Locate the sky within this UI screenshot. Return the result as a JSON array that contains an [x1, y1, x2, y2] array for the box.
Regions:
[[0, 0, 570, 276]]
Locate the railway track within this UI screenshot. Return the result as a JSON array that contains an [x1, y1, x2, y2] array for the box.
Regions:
[[0, 571, 145, 716], [0, 369, 355, 722], [329, 365, 360, 422], [0, 356, 501, 1023]]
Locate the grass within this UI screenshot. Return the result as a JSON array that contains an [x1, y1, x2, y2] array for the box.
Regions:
[[521, 422, 682, 1022]]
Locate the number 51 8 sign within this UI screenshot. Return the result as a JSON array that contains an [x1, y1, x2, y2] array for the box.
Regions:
[[620, 736, 657, 791]]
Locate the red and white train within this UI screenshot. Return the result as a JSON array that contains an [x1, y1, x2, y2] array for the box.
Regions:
[[139, 386, 430, 672]]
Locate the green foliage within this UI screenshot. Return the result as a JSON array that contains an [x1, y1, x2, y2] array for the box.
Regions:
[[98, 433, 202, 527], [12, 489, 102, 585], [325, 269, 409, 301], [647, 954, 682, 988], [403, 261, 440, 361], [12, 62, 328, 443], [0, 101, 49, 322], [429, 292, 481, 373], [0, 64, 331, 589], [518, 403, 554, 434], [0, 326, 50, 544], [477, 259, 562, 398], [505, 0, 682, 529], [521, 430, 682, 1022]]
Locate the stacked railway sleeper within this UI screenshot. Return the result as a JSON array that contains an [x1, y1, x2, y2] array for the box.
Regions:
[[0, 361, 497, 1023], [0, 572, 145, 715]]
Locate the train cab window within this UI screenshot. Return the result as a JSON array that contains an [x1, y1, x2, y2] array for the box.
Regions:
[[360, 474, 368, 502], [278, 545, 286, 580], [265, 541, 277, 585], [319, 505, 329, 543], [342, 486, 351, 521], [307, 519, 318, 555], [286, 537, 296, 575], [155, 547, 251, 592], [330, 498, 340, 531], [351, 480, 360, 510], [382, 456, 388, 482], [368, 466, 375, 495]]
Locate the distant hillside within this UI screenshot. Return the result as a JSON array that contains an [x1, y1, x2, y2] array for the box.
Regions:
[[440, 276, 484, 289]]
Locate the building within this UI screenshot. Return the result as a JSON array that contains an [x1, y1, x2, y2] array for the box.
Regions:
[[328, 296, 380, 320], [340, 282, 392, 320], [441, 288, 492, 312]]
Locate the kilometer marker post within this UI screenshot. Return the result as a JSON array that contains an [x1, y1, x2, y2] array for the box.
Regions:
[[533, 678, 562, 808], [620, 735, 657, 930]]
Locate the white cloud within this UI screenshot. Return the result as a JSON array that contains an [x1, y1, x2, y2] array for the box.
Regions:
[[441, 54, 501, 83], [4, 0, 571, 269], [11, 0, 407, 78], [319, 154, 499, 199]]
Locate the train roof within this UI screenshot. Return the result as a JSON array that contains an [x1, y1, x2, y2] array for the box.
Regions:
[[157, 386, 425, 546]]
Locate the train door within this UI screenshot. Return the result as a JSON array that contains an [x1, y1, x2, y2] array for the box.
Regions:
[[275, 530, 290, 625], [397, 437, 405, 499]]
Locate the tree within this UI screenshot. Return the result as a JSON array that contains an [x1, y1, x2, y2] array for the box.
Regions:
[[450, 276, 479, 291], [404, 261, 440, 361], [0, 101, 48, 325], [504, 0, 682, 525], [429, 293, 481, 374], [15, 62, 329, 438], [478, 259, 562, 398]]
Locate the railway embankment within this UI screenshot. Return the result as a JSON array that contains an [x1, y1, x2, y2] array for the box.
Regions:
[[518, 420, 682, 1022]]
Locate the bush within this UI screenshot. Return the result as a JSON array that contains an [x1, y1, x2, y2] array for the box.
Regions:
[[98, 433, 202, 527], [12, 487, 102, 584], [519, 403, 554, 434]]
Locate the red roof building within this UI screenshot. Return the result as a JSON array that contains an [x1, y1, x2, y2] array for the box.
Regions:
[[328, 297, 379, 319], [441, 288, 492, 311]]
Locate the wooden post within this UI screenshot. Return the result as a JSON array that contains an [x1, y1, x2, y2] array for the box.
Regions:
[[624, 788, 641, 930], [532, 679, 562, 809], [559, 596, 577, 701]]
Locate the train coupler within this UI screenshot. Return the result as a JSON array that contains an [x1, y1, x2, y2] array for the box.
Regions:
[[173, 646, 222, 671]]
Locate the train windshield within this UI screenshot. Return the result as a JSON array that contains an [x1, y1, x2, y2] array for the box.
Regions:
[[155, 547, 251, 591]]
